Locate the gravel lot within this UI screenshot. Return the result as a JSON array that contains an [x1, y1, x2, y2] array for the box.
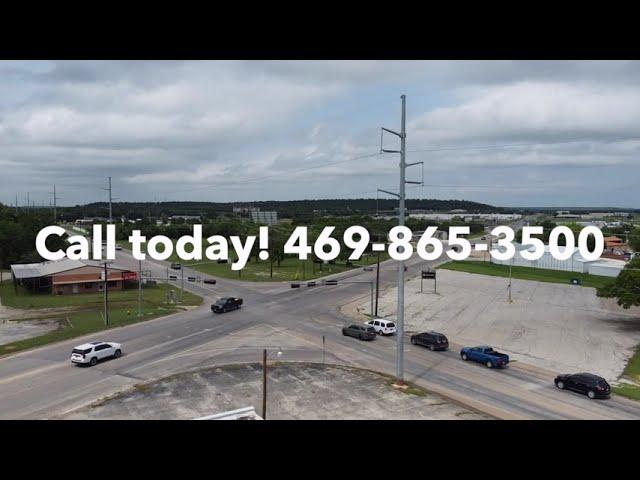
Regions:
[[62, 363, 488, 420], [345, 269, 640, 381], [0, 283, 65, 345]]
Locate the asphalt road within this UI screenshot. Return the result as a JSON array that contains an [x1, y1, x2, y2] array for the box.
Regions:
[[1, 244, 640, 419]]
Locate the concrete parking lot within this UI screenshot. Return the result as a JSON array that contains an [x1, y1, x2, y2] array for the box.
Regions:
[[62, 363, 488, 420], [345, 269, 640, 381]]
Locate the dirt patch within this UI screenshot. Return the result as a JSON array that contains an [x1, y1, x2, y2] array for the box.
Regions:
[[61, 362, 489, 420], [0, 318, 60, 345]]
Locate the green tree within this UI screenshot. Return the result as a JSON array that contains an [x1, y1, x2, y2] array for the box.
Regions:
[[597, 257, 640, 309], [628, 227, 640, 252]]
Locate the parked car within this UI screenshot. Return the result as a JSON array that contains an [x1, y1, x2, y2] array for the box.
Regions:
[[410, 331, 449, 351], [460, 345, 509, 368], [364, 318, 397, 335], [342, 324, 376, 341], [115, 244, 123, 251], [211, 297, 243, 313], [554, 373, 611, 399], [71, 341, 122, 366], [170, 262, 182, 270]]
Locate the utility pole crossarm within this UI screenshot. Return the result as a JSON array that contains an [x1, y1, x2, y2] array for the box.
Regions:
[[377, 188, 400, 199], [381, 127, 402, 138]]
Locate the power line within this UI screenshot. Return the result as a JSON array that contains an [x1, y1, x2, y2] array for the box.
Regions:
[[160, 151, 386, 196]]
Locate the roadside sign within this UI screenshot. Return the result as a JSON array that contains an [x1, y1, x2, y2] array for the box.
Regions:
[[122, 271, 137, 281], [421, 269, 437, 294], [422, 270, 436, 279]]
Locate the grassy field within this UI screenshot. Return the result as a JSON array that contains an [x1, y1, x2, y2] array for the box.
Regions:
[[0, 283, 202, 356], [613, 347, 640, 401], [438, 260, 614, 289], [125, 240, 388, 282]]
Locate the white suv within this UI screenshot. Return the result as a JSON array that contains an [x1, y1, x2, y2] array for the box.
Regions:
[[71, 341, 122, 366], [364, 318, 397, 336]]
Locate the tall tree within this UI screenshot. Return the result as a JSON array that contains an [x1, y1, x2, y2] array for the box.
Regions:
[[597, 257, 640, 309]]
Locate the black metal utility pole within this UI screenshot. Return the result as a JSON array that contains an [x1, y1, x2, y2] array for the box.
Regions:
[[103, 262, 109, 326], [262, 349, 268, 420]]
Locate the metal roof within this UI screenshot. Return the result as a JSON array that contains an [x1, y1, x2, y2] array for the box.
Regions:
[[11, 259, 131, 280], [11, 258, 85, 279]]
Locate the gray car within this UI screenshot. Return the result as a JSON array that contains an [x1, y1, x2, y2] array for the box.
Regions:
[[342, 324, 376, 341]]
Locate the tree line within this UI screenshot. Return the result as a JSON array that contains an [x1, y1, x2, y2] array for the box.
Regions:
[[56, 198, 504, 223], [0, 203, 67, 269]]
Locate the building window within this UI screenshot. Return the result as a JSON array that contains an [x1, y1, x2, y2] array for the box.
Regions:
[[84, 283, 93, 289]]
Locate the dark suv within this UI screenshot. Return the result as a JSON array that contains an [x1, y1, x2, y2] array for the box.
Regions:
[[410, 331, 449, 351], [342, 324, 376, 341], [211, 297, 243, 313], [554, 373, 611, 399]]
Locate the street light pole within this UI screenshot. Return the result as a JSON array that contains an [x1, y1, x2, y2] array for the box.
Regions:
[[375, 249, 381, 317], [508, 259, 513, 303], [181, 267, 184, 302], [137, 259, 142, 317]]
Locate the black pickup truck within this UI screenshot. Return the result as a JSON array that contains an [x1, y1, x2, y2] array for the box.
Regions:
[[211, 297, 243, 313]]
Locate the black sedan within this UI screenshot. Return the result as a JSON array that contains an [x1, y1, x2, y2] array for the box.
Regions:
[[554, 373, 611, 399], [342, 324, 376, 341], [211, 297, 243, 314]]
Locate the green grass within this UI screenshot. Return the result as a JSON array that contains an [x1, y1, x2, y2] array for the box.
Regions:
[[0, 283, 202, 356], [0, 281, 200, 309], [438, 260, 614, 289], [125, 240, 387, 282], [467, 231, 487, 240], [613, 346, 640, 401], [613, 384, 640, 401]]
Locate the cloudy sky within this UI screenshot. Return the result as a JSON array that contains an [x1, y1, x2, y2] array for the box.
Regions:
[[0, 60, 638, 208]]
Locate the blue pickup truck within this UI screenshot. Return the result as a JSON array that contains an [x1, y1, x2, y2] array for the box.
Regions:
[[460, 346, 510, 368]]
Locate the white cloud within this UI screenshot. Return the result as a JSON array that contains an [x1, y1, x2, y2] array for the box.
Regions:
[[410, 82, 640, 146], [1, 61, 639, 207]]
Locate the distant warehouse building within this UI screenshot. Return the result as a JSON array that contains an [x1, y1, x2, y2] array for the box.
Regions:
[[491, 244, 626, 277], [10, 259, 137, 295], [250, 210, 278, 225]]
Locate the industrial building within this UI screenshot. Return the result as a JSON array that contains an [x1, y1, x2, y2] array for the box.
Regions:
[[491, 244, 626, 277], [10, 259, 136, 295]]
